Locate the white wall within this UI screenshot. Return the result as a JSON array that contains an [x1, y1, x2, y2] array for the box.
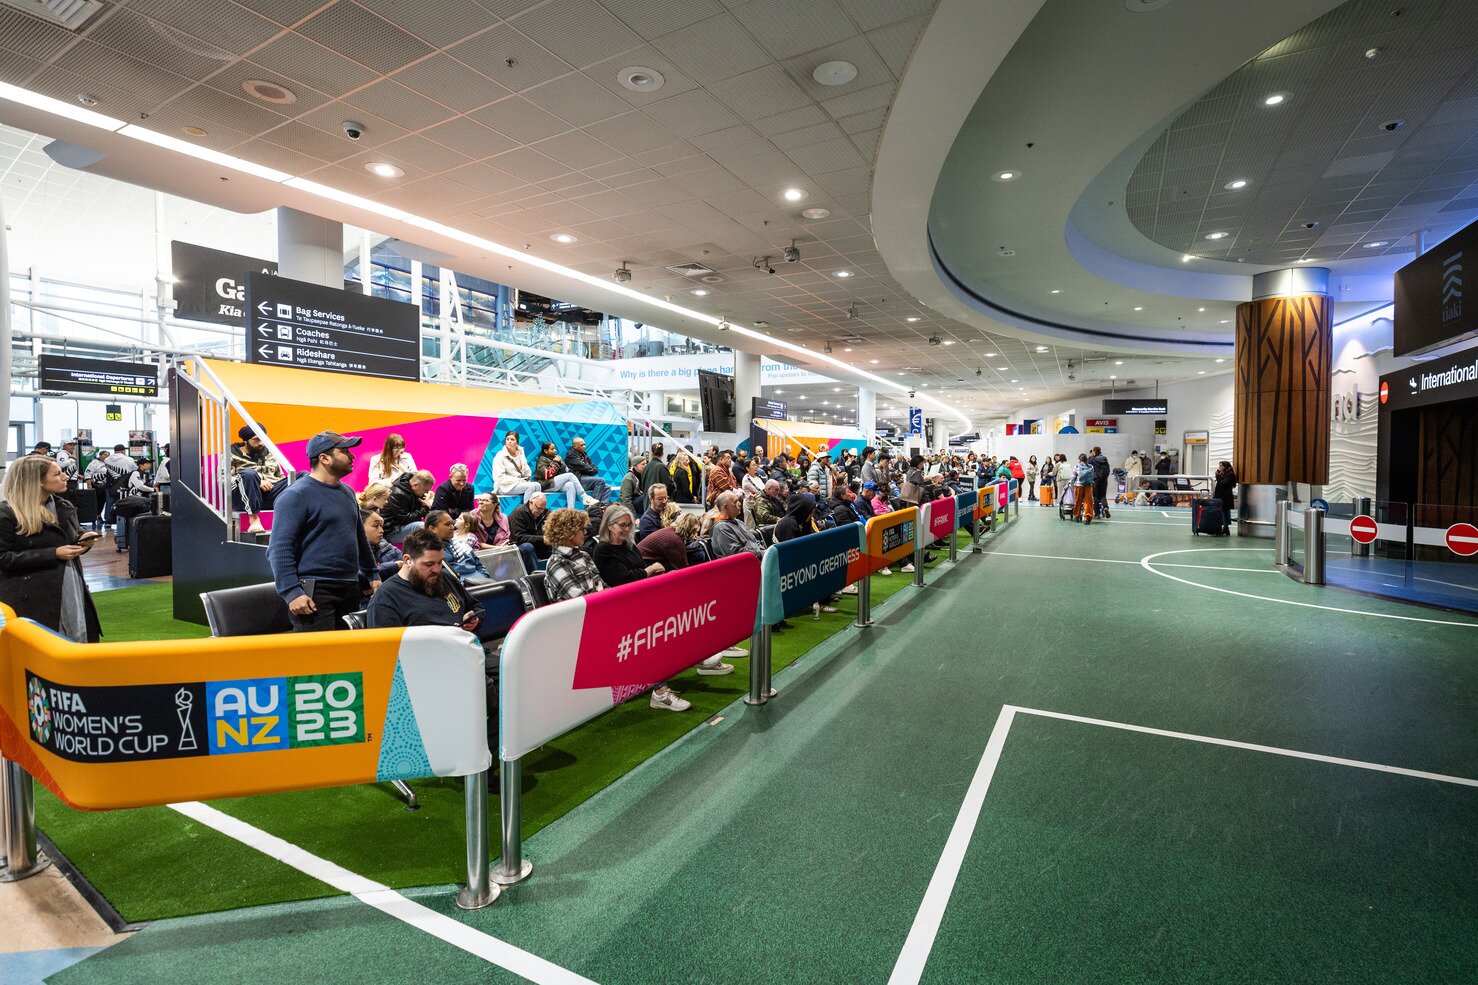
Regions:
[[1327, 305, 1402, 502]]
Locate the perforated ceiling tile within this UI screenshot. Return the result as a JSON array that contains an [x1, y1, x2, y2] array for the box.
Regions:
[[651, 12, 771, 86], [618, 177, 691, 208], [835, 0, 933, 33], [297, 101, 409, 147], [448, 23, 573, 93], [419, 116, 519, 159], [393, 54, 510, 114], [771, 120, 844, 151], [161, 83, 293, 137], [0, 7, 85, 60], [231, 0, 330, 28], [751, 103, 828, 137], [85, 8, 238, 82], [866, 14, 926, 77], [511, 0, 645, 70], [470, 96, 573, 142], [486, 146, 572, 183], [707, 63, 813, 122], [341, 78, 457, 131], [523, 72, 634, 128], [529, 129, 624, 169], [366, 134, 475, 172], [818, 81, 894, 119], [729, 0, 857, 63], [51, 41, 195, 104], [0, 53, 42, 86], [295, 4, 434, 75], [786, 135, 867, 175], [640, 87, 743, 137], [354, 0, 499, 47], [582, 111, 679, 156], [445, 161, 527, 196], [250, 33, 379, 98], [255, 119, 358, 162]]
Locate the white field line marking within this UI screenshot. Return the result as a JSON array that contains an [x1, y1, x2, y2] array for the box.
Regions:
[[168, 802, 599, 985], [889, 704, 1478, 984], [888, 705, 1017, 985], [1140, 548, 1478, 628], [986, 550, 1273, 574]]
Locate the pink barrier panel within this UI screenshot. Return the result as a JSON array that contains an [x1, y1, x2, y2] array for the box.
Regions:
[[499, 552, 761, 761], [918, 497, 956, 547]]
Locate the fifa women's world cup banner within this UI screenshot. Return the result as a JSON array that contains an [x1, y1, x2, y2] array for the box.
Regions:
[[864, 507, 918, 575], [499, 553, 761, 762], [0, 607, 489, 811], [759, 523, 868, 625], [918, 497, 957, 548]]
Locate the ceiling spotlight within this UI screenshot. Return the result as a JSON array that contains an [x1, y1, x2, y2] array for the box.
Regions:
[[1181, 255, 1195, 263], [813, 60, 858, 86], [1224, 178, 1249, 190], [1364, 240, 1388, 248], [618, 66, 665, 92], [783, 240, 800, 262], [1204, 231, 1228, 240], [1035, 345, 1048, 352], [1109, 375, 1117, 379], [783, 188, 806, 201], [243, 79, 297, 105], [1115, 360, 1124, 365], [549, 232, 576, 243], [1262, 91, 1291, 107], [995, 366, 1007, 371], [1133, 306, 1143, 311], [801, 207, 830, 220], [366, 162, 404, 178], [1050, 289, 1061, 294], [1198, 370, 1207, 375], [906, 316, 920, 322], [690, 288, 708, 296], [1364, 46, 1383, 59], [942, 339, 956, 346], [613, 261, 632, 283], [1220, 319, 1230, 324], [1010, 379, 1019, 384], [1215, 358, 1226, 363], [1299, 257, 1320, 263], [843, 347, 852, 352], [1198, 306, 1206, 312], [833, 270, 852, 278], [870, 359, 879, 364], [992, 170, 1020, 182]]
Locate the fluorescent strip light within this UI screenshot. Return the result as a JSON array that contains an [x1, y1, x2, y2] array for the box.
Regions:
[[119, 125, 291, 182], [284, 178, 408, 221], [0, 81, 126, 130]]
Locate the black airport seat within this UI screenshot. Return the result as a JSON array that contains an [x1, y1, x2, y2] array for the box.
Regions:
[[342, 610, 367, 631], [200, 583, 292, 638], [467, 579, 530, 643], [758, 524, 777, 547], [524, 571, 550, 608]]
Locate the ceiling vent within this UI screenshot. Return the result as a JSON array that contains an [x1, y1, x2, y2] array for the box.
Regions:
[[666, 262, 716, 278], [3, 0, 104, 30]]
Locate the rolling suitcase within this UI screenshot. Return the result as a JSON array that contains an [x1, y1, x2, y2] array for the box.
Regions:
[[128, 513, 172, 578], [1191, 498, 1227, 536]]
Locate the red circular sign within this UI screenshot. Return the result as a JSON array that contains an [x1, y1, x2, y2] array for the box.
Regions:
[[1379, 381, 1389, 404], [1349, 515, 1378, 544], [1446, 523, 1478, 557]]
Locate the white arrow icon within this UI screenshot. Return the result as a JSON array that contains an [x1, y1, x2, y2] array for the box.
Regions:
[[258, 343, 272, 359], [257, 301, 271, 315], [257, 326, 273, 337]]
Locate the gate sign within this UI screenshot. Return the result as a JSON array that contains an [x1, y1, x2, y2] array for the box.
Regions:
[[918, 497, 956, 548], [0, 608, 488, 810], [1448, 522, 1478, 557], [759, 523, 866, 625], [864, 507, 918, 576], [171, 241, 277, 326], [500, 553, 761, 761], [1349, 515, 1379, 545]]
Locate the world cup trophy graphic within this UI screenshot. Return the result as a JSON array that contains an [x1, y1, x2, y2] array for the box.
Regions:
[[175, 688, 197, 752]]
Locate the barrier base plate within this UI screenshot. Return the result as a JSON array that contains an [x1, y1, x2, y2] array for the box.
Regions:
[[455, 880, 501, 910], [0, 852, 52, 882], [491, 858, 534, 886], [743, 695, 768, 706]]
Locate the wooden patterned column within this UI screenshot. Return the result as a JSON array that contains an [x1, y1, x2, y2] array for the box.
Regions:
[[1234, 292, 1332, 485]]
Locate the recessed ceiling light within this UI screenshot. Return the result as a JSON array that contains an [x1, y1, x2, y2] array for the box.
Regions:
[[1133, 306, 1144, 311], [1262, 91, 1290, 107], [942, 339, 955, 345], [690, 288, 708, 296], [1109, 375, 1117, 379], [996, 366, 1007, 371], [783, 187, 805, 201], [1010, 378, 1019, 383], [843, 347, 852, 352], [366, 162, 404, 178], [1299, 257, 1320, 263], [1035, 345, 1048, 352], [1220, 319, 1230, 324], [869, 359, 879, 364], [1115, 360, 1124, 365], [833, 270, 852, 278], [905, 316, 920, 322], [992, 170, 1020, 182], [1197, 306, 1206, 312], [1365, 46, 1383, 59], [1364, 241, 1388, 248], [813, 60, 858, 86], [984, 352, 996, 357], [1198, 370, 1206, 375], [1204, 231, 1228, 240], [1050, 289, 1061, 294], [618, 66, 665, 92], [243, 79, 297, 105], [1181, 255, 1195, 263], [1215, 358, 1226, 363], [801, 207, 830, 220], [1224, 179, 1249, 190], [182, 125, 208, 137]]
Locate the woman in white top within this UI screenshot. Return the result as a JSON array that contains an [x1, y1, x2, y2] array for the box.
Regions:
[[491, 431, 542, 503], [740, 458, 766, 501], [369, 433, 417, 481]]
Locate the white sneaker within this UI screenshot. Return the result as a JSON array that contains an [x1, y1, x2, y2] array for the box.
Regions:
[[901, 562, 915, 572], [814, 602, 838, 614], [650, 688, 691, 711], [838, 584, 858, 595], [878, 566, 893, 577], [717, 647, 747, 657], [696, 661, 734, 676]]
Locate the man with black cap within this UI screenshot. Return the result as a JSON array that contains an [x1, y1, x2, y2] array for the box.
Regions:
[[230, 425, 289, 534], [268, 430, 380, 632]]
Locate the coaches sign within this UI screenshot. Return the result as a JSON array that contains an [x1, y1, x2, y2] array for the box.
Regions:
[[171, 241, 277, 326], [39, 355, 158, 397], [245, 273, 420, 382]]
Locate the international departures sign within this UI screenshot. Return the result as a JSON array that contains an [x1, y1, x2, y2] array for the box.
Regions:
[[39, 354, 158, 398], [245, 272, 421, 382]]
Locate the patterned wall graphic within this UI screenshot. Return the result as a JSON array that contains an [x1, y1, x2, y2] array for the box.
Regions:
[[1234, 294, 1332, 485], [1326, 391, 1378, 503]]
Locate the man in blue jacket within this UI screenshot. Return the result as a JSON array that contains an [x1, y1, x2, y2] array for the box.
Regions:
[[268, 431, 380, 632]]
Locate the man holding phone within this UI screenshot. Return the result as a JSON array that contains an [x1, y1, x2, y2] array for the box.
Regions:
[[364, 528, 484, 634]]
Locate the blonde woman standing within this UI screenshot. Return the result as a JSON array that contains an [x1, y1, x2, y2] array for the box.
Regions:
[[0, 456, 102, 641]]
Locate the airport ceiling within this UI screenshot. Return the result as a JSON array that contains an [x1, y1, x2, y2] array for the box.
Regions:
[[0, 0, 1462, 423]]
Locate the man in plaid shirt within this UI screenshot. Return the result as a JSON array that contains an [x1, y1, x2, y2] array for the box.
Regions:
[[705, 450, 738, 507]]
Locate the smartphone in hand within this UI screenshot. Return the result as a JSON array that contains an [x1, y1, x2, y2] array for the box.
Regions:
[[78, 531, 102, 543]]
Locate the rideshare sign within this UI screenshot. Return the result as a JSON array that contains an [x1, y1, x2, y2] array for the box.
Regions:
[[759, 523, 866, 624]]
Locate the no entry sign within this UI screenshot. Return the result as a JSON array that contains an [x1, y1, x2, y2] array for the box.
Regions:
[[1446, 523, 1478, 557], [1349, 515, 1379, 544]]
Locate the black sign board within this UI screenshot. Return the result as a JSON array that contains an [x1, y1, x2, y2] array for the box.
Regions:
[[245, 273, 420, 382], [105, 404, 122, 421], [1394, 219, 1476, 357], [1377, 345, 1478, 413], [1103, 398, 1169, 415], [698, 369, 735, 431], [40, 355, 158, 397], [171, 241, 277, 326], [753, 397, 788, 420]]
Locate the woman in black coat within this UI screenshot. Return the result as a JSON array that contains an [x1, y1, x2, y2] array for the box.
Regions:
[[1212, 461, 1238, 523], [0, 455, 103, 642], [590, 505, 665, 587]]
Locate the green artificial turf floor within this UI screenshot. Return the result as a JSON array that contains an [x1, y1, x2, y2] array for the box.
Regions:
[[37, 531, 977, 922]]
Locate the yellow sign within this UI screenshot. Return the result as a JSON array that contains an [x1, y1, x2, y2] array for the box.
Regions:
[[864, 507, 919, 574]]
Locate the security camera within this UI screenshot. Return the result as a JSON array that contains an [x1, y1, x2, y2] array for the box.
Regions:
[[908, 389, 916, 399], [783, 240, 800, 263], [1067, 372, 1076, 381], [613, 261, 632, 283], [753, 256, 776, 275], [718, 318, 730, 331], [342, 120, 366, 140], [1380, 119, 1404, 132]]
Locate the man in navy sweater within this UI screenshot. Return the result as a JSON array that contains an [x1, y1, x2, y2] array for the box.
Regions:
[[268, 431, 380, 632]]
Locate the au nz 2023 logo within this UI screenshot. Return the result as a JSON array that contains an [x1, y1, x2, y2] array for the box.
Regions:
[[206, 673, 364, 755]]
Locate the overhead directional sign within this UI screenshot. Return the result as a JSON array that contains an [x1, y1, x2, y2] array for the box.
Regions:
[[39, 355, 158, 397], [245, 272, 420, 382], [171, 241, 277, 326]]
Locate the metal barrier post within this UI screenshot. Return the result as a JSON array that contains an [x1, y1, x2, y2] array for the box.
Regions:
[[1274, 501, 1291, 566], [491, 759, 533, 886], [1354, 497, 1373, 558], [1, 759, 49, 882], [855, 575, 872, 627], [1013, 484, 1019, 518], [969, 514, 981, 553], [1303, 507, 1325, 585], [455, 769, 498, 908], [948, 525, 958, 562], [744, 623, 772, 706], [912, 544, 925, 588]]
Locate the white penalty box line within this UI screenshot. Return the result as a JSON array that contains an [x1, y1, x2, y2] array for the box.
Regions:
[[887, 705, 1478, 985]]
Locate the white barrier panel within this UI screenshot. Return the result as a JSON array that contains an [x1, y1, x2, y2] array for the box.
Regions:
[[917, 497, 956, 549], [499, 553, 761, 761]]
